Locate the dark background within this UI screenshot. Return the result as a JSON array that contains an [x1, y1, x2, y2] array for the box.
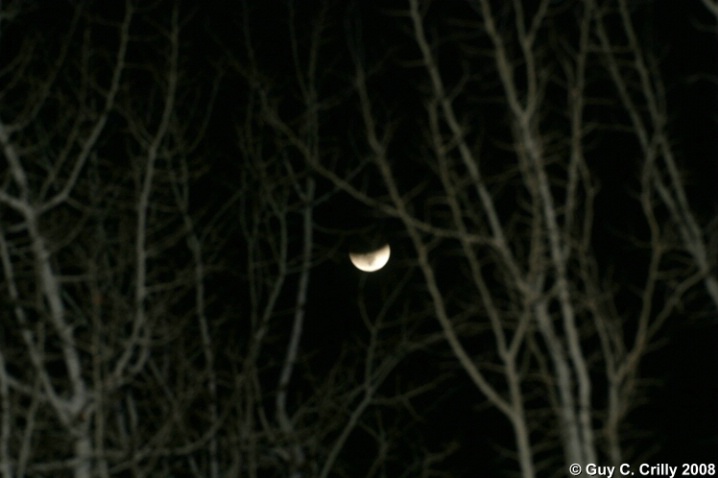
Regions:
[[1, 0, 716, 475]]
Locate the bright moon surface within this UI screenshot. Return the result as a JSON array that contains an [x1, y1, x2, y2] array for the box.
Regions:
[[349, 243, 391, 272]]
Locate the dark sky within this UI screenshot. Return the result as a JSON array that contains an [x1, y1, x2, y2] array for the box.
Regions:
[[1, 0, 717, 476]]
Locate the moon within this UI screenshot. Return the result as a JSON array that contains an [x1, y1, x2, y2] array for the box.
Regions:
[[349, 243, 391, 272]]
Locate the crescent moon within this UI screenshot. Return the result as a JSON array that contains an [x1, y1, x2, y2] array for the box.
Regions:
[[349, 243, 391, 272]]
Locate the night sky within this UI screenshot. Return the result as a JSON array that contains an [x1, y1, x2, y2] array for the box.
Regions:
[[0, 1, 717, 477]]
